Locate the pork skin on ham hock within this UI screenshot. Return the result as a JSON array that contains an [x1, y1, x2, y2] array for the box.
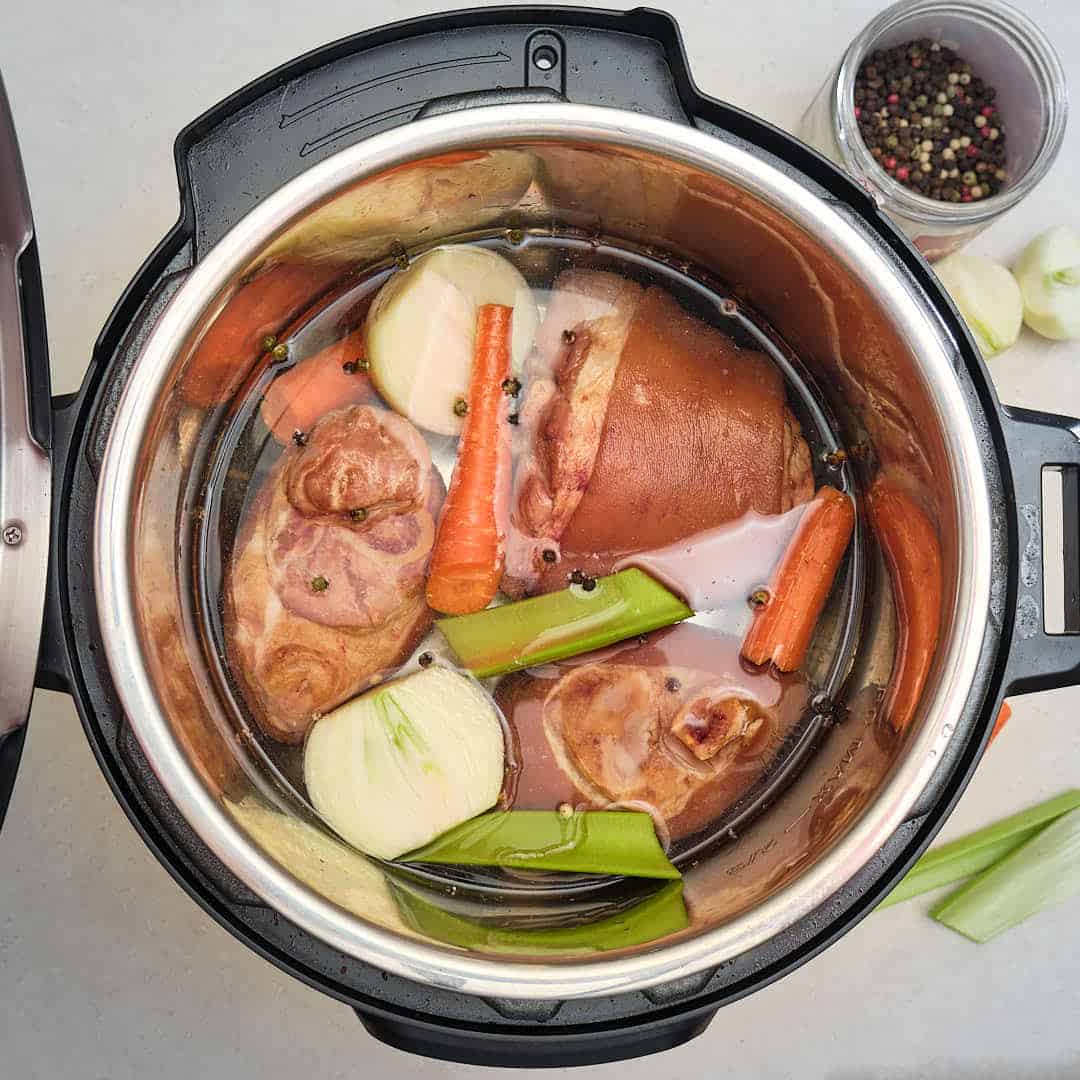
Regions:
[[506, 271, 814, 596]]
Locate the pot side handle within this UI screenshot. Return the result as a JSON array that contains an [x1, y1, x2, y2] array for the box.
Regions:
[[999, 404, 1080, 695], [353, 1005, 716, 1067]]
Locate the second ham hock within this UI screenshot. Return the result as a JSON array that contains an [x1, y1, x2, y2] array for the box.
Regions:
[[506, 271, 814, 597]]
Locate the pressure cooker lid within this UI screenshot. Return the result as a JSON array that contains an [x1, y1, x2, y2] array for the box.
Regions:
[[0, 73, 51, 825]]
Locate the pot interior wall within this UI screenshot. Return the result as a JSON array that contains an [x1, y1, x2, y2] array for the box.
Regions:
[[127, 136, 961, 964]]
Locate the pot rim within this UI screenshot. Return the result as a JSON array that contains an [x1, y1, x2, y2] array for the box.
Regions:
[[94, 102, 992, 1000]]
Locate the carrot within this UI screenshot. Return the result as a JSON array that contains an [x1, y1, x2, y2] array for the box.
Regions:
[[180, 261, 341, 408], [426, 304, 513, 615], [866, 478, 944, 733], [989, 701, 1012, 745], [741, 485, 855, 672], [259, 325, 373, 442]]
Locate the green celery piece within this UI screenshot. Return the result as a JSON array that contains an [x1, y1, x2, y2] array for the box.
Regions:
[[931, 806, 1080, 943], [437, 568, 692, 678], [392, 880, 688, 955], [878, 789, 1080, 909], [404, 810, 680, 880]]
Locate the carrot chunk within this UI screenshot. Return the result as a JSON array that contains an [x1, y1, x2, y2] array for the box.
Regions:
[[867, 478, 944, 733], [741, 485, 855, 672], [989, 701, 1012, 745], [179, 262, 339, 408], [259, 325, 372, 442]]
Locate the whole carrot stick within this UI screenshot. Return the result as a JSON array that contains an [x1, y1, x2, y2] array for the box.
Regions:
[[741, 485, 855, 672], [427, 304, 513, 615], [867, 477, 943, 733]]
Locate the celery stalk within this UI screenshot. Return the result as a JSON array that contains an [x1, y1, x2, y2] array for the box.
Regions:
[[879, 789, 1080, 909], [437, 568, 692, 678], [404, 810, 680, 879], [931, 806, 1080, 943], [392, 880, 688, 954]]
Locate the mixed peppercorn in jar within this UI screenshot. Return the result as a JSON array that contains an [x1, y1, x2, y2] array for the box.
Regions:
[[854, 38, 1007, 202]]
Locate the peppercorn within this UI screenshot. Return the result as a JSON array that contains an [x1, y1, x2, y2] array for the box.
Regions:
[[501, 377, 522, 396], [453, 398, 468, 417], [292, 430, 307, 447], [262, 335, 278, 352], [542, 548, 558, 563], [271, 342, 288, 361], [561, 329, 576, 345], [349, 508, 368, 522], [418, 652, 434, 668], [342, 360, 359, 374], [665, 677, 681, 692], [311, 576, 329, 593], [854, 39, 1007, 200]]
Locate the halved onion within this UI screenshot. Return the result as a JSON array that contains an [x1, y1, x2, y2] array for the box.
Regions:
[[303, 666, 505, 860], [1014, 225, 1080, 341], [933, 253, 1023, 358], [366, 246, 540, 435]]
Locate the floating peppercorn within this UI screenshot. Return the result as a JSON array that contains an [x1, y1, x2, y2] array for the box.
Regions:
[[311, 576, 329, 593], [292, 430, 308, 447], [749, 588, 770, 609], [508, 413, 519, 426], [501, 377, 522, 396]]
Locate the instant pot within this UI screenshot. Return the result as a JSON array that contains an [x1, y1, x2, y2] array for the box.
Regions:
[[2, 7, 1078, 1068]]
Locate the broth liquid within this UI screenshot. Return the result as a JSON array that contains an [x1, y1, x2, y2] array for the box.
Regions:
[[196, 229, 862, 894]]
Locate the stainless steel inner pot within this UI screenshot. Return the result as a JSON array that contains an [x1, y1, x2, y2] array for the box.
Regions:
[[94, 104, 992, 999]]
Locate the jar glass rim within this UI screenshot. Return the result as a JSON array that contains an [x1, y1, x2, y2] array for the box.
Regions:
[[832, 0, 1068, 224]]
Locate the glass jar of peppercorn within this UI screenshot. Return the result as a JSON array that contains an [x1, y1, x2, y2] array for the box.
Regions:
[[798, 0, 1067, 261]]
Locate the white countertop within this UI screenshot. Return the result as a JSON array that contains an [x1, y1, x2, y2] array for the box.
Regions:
[[3, 1, 1079, 1076]]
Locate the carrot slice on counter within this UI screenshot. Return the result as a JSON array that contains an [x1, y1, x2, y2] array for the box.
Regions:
[[426, 303, 514, 615], [259, 324, 373, 442], [866, 478, 944, 733], [180, 261, 341, 409], [741, 484, 855, 673], [989, 702, 1013, 745]]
